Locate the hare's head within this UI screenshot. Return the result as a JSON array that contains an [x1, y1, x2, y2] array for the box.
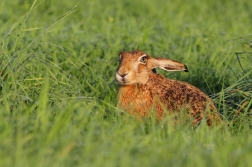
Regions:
[[116, 50, 188, 85]]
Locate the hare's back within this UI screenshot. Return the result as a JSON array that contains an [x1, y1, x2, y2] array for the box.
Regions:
[[149, 74, 214, 110]]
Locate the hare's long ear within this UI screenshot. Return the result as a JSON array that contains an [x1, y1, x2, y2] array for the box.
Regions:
[[148, 58, 188, 72]]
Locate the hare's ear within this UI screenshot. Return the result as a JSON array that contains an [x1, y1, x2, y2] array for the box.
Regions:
[[148, 58, 188, 72]]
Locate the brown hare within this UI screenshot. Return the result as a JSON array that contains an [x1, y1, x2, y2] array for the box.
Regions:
[[116, 50, 222, 126]]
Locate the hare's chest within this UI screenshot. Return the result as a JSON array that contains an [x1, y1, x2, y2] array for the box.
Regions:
[[117, 86, 154, 116]]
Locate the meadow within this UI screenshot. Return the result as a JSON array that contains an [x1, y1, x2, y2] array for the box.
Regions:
[[0, 0, 251, 166]]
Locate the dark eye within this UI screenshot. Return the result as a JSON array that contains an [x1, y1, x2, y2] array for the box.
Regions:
[[118, 55, 122, 63], [140, 56, 147, 63]]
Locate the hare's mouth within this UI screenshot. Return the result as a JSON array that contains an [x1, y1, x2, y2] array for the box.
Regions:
[[119, 79, 127, 85], [116, 72, 131, 85]]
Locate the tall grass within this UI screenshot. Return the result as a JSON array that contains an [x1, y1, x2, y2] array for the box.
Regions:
[[0, 0, 251, 167]]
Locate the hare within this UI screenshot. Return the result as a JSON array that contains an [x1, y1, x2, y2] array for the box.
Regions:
[[116, 50, 222, 126]]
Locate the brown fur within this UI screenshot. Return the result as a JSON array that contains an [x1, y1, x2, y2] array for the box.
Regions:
[[116, 50, 222, 126]]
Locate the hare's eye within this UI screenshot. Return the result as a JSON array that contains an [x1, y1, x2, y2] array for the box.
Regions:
[[118, 55, 122, 63], [140, 56, 147, 63], [118, 57, 122, 63]]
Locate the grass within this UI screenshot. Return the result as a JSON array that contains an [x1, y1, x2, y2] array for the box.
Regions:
[[0, 0, 252, 166]]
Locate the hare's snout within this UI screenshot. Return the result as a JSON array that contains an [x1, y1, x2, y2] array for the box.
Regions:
[[116, 72, 129, 84]]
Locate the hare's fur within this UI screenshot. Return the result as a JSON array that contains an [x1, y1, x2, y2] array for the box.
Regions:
[[116, 50, 221, 126]]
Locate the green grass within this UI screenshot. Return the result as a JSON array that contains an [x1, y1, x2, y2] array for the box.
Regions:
[[0, 0, 252, 166]]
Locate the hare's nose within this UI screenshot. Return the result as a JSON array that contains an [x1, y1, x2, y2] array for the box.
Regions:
[[117, 72, 128, 78]]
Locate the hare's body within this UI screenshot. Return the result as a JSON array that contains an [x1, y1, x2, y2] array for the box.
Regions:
[[116, 50, 221, 126]]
